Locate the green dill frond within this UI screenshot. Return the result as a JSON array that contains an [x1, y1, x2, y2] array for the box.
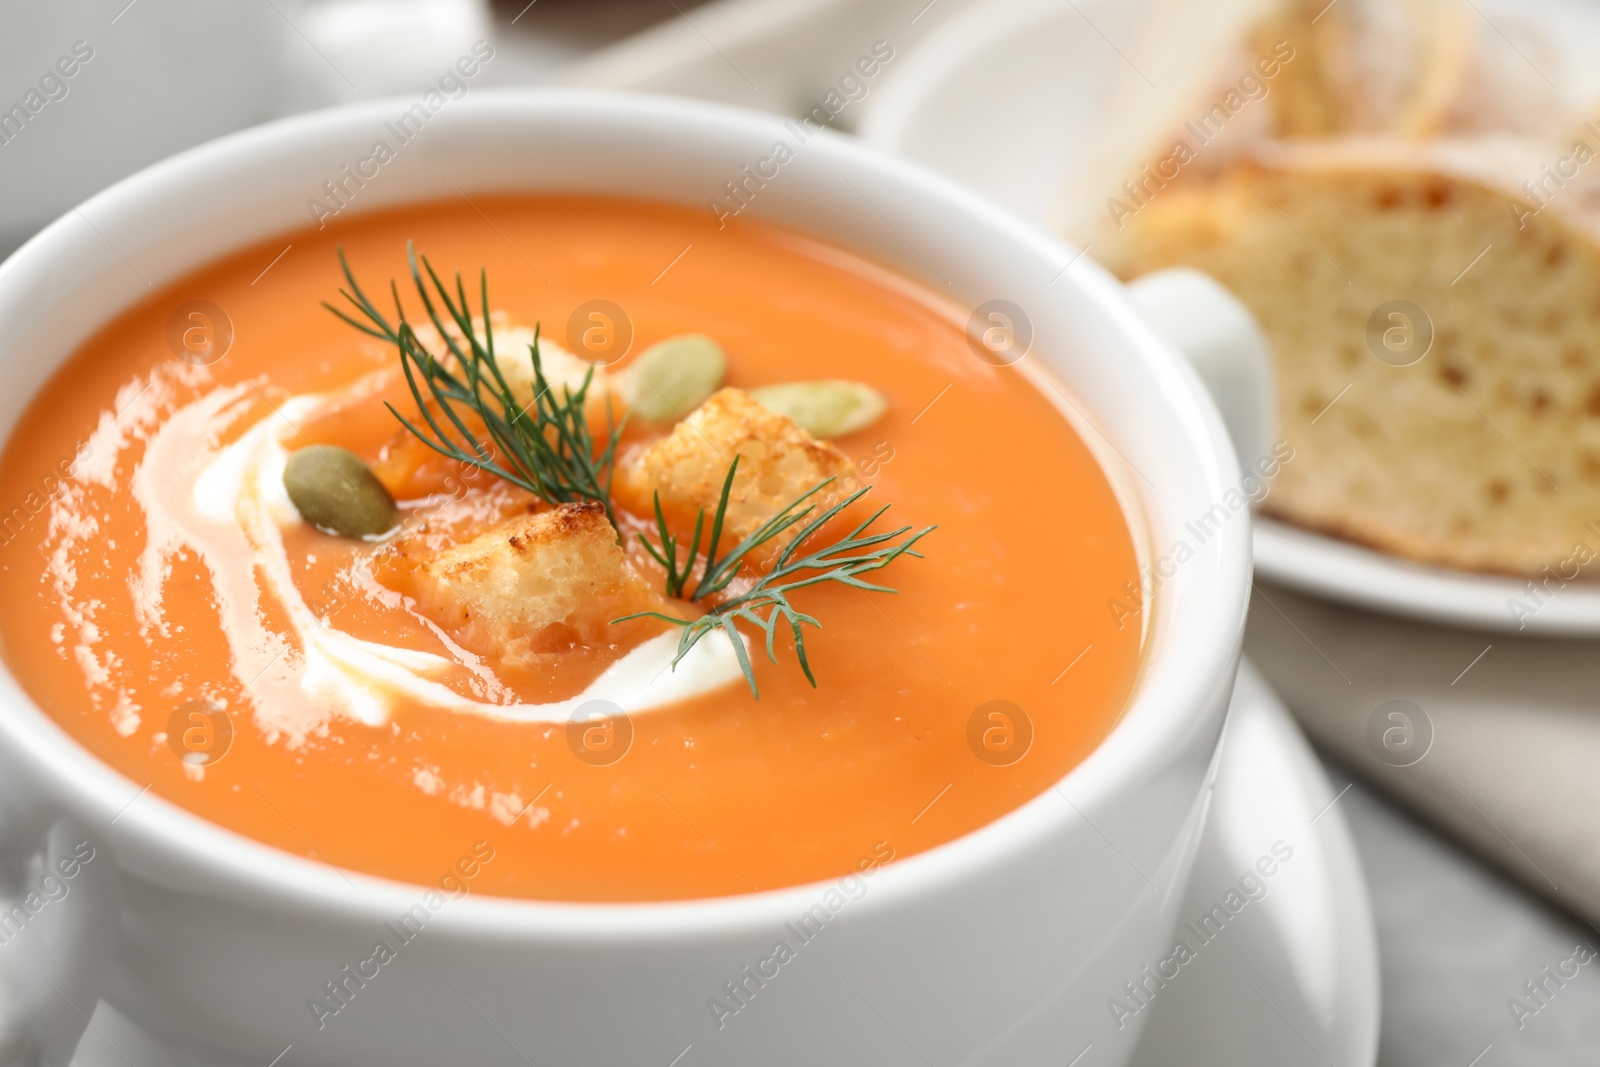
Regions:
[[325, 243, 626, 527]]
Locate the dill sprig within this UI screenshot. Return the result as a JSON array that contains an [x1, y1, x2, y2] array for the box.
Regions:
[[327, 249, 933, 697], [325, 244, 625, 526], [636, 457, 826, 601], [620, 461, 934, 697]]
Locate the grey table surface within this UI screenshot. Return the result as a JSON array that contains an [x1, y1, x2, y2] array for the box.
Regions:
[[1330, 773, 1600, 1065], [8, 1, 1599, 1062]]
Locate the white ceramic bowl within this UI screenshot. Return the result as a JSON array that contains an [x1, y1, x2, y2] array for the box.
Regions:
[[0, 91, 1249, 1066]]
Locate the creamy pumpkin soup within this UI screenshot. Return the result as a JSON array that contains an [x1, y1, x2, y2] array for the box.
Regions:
[[0, 197, 1143, 901]]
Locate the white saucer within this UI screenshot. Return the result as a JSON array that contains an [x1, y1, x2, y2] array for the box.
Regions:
[[856, 0, 1600, 637], [1126, 661, 1377, 1066], [70, 661, 1375, 1067]]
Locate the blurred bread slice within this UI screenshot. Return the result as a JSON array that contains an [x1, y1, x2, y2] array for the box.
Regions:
[[1064, 0, 1576, 245], [1097, 137, 1600, 574], [1057, 0, 1281, 242], [1258, 0, 1573, 142], [1256, 0, 1471, 138]]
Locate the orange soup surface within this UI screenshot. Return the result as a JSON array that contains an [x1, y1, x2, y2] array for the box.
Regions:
[[0, 197, 1143, 901]]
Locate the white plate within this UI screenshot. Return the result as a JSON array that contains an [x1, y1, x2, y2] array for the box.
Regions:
[[1128, 660, 1378, 1067], [858, 0, 1600, 635], [68, 661, 1376, 1067], [1253, 517, 1600, 634], [857, 0, 1143, 228]]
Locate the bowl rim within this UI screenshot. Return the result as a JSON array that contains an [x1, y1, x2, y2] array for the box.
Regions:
[[0, 88, 1249, 939]]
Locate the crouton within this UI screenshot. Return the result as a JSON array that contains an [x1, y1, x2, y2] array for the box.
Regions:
[[382, 501, 665, 662], [616, 388, 860, 556]]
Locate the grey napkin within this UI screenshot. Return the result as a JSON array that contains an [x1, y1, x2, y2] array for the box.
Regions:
[[1245, 579, 1600, 929]]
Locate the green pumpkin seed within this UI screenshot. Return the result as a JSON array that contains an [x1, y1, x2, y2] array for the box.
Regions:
[[620, 334, 726, 421], [750, 380, 888, 438], [283, 446, 396, 539]]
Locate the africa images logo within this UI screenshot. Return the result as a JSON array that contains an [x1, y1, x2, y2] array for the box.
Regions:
[[305, 41, 495, 230], [706, 841, 895, 1030], [1105, 840, 1294, 1030], [307, 841, 495, 1030]]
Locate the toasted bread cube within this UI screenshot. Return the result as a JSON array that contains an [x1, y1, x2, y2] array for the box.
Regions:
[[617, 388, 859, 555], [387, 501, 663, 662]]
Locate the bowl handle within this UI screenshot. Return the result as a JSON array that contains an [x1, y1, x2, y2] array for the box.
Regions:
[[1125, 267, 1277, 470], [0, 787, 119, 1067]]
